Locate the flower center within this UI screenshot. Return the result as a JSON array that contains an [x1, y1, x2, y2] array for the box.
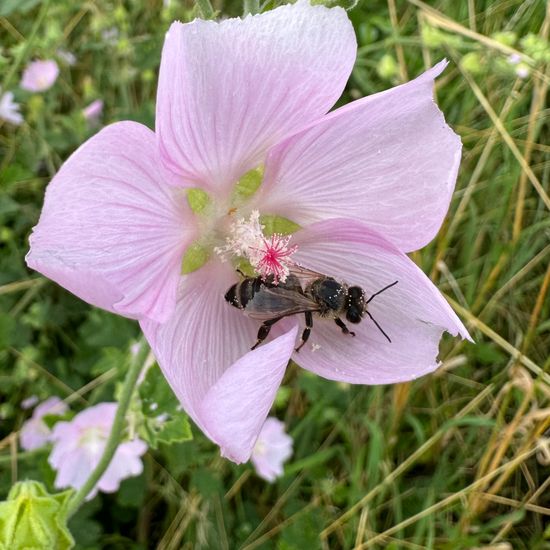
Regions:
[[215, 211, 298, 284], [180, 166, 301, 279], [79, 427, 106, 455]]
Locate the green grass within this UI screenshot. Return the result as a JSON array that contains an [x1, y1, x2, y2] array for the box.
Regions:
[[1, 0, 549, 548]]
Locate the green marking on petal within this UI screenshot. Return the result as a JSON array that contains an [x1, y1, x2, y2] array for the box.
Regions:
[[182, 243, 210, 274], [186, 188, 211, 214], [235, 258, 256, 277], [260, 215, 301, 237], [233, 166, 264, 200]]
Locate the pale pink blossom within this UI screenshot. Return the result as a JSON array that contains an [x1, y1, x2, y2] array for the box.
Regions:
[[20, 397, 68, 451], [0, 89, 23, 125], [82, 99, 104, 125], [20, 60, 59, 92], [27, 2, 470, 463], [21, 395, 39, 410], [49, 403, 147, 499], [57, 49, 77, 66], [507, 54, 529, 79], [251, 417, 293, 482]]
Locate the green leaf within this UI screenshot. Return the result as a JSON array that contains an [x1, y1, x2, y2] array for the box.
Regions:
[[116, 475, 146, 509], [186, 188, 211, 214], [138, 364, 193, 449], [260, 215, 301, 237], [42, 411, 74, 430], [181, 242, 210, 274], [0, 481, 74, 550]]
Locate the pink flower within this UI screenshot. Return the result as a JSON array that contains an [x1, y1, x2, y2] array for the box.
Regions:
[[20, 397, 68, 451], [82, 99, 104, 125], [20, 60, 59, 92], [49, 403, 147, 500], [57, 49, 77, 66], [21, 395, 39, 410], [251, 417, 293, 482], [27, 2, 470, 464], [0, 89, 23, 126]]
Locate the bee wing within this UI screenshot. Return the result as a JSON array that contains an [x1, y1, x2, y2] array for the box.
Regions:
[[244, 286, 319, 321], [289, 264, 328, 286]]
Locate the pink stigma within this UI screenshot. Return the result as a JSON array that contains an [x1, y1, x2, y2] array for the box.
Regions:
[[255, 234, 297, 284]]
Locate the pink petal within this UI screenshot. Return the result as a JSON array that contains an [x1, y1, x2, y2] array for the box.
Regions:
[[257, 61, 462, 253], [284, 219, 470, 384], [26, 121, 194, 324], [251, 417, 293, 482], [20, 397, 68, 451], [52, 447, 96, 492], [98, 439, 147, 493], [199, 324, 298, 463], [141, 261, 298, 463], [20, 60, 59, 92], [156, 1, 356, 192]]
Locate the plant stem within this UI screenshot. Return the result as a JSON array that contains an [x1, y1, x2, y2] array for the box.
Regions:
[[0, 449, 44, 464], [195, 0, 215, 19], [1, 0, 50, 91], [66, 342, 149, 517]]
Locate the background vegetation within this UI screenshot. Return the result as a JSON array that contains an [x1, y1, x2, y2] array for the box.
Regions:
[[1, 0, 549, 548]]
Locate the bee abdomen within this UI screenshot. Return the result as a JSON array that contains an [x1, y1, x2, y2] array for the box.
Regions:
[[224, 283, 241, 308], [225, 277, 262, 309]]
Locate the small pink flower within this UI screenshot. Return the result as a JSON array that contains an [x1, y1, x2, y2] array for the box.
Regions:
[[57, 49, 77, 66], [251, 417, 293, 482], [82, 99, 104, 125], [0, 89, 23, 126], [49, 403, 147, 500], [21, 395, 39, 410], [20, 397, 68, 451], [20, 60, 59, 92], [27, 2, 470, 463]]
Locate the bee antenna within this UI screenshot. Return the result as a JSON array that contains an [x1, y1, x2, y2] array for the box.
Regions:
[[365, 311, 392, 343], [365, 280, 398, 304]]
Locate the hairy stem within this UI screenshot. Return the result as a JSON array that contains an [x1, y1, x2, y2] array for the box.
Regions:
[[66, 342, 149, 517], [195, 0, 215, 19]]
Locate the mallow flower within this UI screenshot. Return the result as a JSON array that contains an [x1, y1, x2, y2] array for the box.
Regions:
[[82, 99, 104, 126], [251, 417, 293, 482], [49, 403, 147, 499], [26, 1, 470, 463], [0, 89, 23, 126], [20, 397, 68, 451], [20, 60, 59, 92]]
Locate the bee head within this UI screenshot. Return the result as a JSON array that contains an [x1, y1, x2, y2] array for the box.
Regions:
[[346, 286, 365, 324]]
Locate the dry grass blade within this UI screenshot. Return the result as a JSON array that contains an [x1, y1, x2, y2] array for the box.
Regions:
[[353, 447, 538, 549], [321, 384, 494, 537], [406, 0, 533, 62], [456, 63, 550, 212], [444, 297, 549, 384]]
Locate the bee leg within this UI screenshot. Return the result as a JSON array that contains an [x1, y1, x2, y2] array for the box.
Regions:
[[295, 311, 313, 352], [335, 317, 355, 337], [251, 317, 283, 350]]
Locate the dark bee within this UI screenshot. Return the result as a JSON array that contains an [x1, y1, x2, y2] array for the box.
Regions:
[[224, 266, 398, 352]]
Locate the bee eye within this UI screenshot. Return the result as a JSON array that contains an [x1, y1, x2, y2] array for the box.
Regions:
[[346, 308, 362, 324]]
